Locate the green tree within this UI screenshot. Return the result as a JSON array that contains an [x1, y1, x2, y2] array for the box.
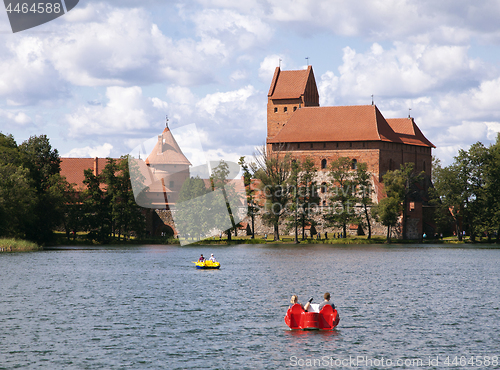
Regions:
[[287, 157, 320, 240], [485, 135, 500, 242], [82, 168, 111, 243], [19, 135, 68, 244], [324, 157, 359, 238], [355, 162, 374, 239], [0, 163, 35, 238], [250, 145, 293, 241], [373, 196, 401, 243], [175, 176, 210, 240], [382, 163, 423, 240], [238, 156, 257, 238], [210, 160, 241, 241], [430, 157, 462, 239], [102, 156, 145, 240]]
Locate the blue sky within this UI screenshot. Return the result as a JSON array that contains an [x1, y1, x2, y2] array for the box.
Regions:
[[1, 0, 500, 166]]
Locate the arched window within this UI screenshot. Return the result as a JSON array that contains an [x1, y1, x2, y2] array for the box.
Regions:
[[351, 159, 357, 170], [321, 159, 327, 169], [321, 182, 327, 193]]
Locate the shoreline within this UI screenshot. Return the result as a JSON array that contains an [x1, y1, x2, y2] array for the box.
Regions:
[[3, 235, 499, 252]]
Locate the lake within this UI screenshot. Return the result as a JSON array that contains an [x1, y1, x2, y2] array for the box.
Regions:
[[1, 244, 499, 369]]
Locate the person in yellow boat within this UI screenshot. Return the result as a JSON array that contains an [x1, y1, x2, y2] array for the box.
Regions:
[[289, 295, 313, 311], [209, 253, 217, 262], [198, 254, 205, 262]]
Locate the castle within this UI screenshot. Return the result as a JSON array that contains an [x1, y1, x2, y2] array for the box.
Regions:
[[60, 65, 436, 239], [262, 66, 435, 238]]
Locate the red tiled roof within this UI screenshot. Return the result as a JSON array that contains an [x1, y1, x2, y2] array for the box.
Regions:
[[145, 127, 191, 166], [60, 157, 115, 190], [268, 105, 403, 144], [268, 66, 313, 99], [386, 118, 435, 148]]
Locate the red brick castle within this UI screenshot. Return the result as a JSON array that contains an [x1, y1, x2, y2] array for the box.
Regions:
[[265, 66, 435, 238]]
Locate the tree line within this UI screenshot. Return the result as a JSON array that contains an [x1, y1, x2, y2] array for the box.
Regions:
[[0, 133, 145, 245], [432, 134, 500, 242]]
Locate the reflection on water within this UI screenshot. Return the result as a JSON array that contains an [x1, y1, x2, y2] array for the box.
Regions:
[[0, 244, 499, 369]]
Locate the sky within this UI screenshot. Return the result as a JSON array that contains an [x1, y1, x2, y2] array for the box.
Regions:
[[1, 0, 500, 167]]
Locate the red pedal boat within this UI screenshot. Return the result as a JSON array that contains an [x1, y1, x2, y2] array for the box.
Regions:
[[285, 304, 340, 330]]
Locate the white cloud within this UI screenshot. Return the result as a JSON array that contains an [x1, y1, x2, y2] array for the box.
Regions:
[[63, 143, 113, 158], [192, 8, 272, 51], [65, 86, 166, 138], [319, 42, 485, 104], [0, 37, 68, 105], [0, 109, 33, 126], [259, 54, 284, 82], [196, 85, 256, 117]]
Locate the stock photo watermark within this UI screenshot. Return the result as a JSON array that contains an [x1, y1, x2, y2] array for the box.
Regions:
[[127, 123, 247, 246], [3, 0, 79, 33], [289, 355, 499, 368]]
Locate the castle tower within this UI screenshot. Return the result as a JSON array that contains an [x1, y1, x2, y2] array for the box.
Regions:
[[267, 65, 319, 139], [145, 126, 191, 204]]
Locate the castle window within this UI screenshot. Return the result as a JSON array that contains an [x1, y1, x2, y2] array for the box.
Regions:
[[310, 143, 313, 149], [350, 142, 352, 148], [274, 107, 278, 113], [322, 200, 327, 207], [351, 159, 357, 170], [321, 159, 327, 169], [336, 143, 339, 148], [298, 143, 300, 149], [323, 142, 326, 148], [321, 182, 327, 193], [293, 106, 297, 112], [284, 107, 288, 113], [423, 161, 426, 172], [363, 142, 365, 148]]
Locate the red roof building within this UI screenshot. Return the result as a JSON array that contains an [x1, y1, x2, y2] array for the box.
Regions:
[[266, 66, 435, 184], [266, 66, 436, 239]]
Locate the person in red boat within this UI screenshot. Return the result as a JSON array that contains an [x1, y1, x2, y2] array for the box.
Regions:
[[318, 292, 335, 311], [289, 295, 313, 311], [198, 254, 205, 262]]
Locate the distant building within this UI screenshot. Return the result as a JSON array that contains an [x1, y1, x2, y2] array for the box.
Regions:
[[60, 126, 191, 237]]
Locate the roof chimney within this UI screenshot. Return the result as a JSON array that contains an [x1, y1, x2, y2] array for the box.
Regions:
[[93, 157, 98, 175]]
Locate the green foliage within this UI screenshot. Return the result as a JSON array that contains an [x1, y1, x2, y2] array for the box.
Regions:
[[287, 157, 320, 240], [238, 156, 257, 238], [432, 137, 500, 242], [323, 157, 360, 237], [209, 160, 242, 241], [382, 163, 423, 240], [373, 196, 401, 242], [82, 156, 146, 243], [0, 163, 35, 238], [356, 162, 374, 239], [0, 133, 68, 245], [250, 145, 294, 241], [175, 176, 210, 240]]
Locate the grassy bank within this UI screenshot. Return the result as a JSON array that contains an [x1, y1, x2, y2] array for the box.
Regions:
[[50, 231, 498, 246], [0, 238, 42, 252]]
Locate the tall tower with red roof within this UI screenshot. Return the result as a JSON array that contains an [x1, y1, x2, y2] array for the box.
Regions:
[[267, 66, 319, 139]]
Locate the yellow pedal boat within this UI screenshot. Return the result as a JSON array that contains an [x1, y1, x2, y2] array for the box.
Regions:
[[193, 260, 220, 269]]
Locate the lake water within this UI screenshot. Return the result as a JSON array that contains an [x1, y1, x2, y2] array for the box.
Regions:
[[1, 244, 499, 369]]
